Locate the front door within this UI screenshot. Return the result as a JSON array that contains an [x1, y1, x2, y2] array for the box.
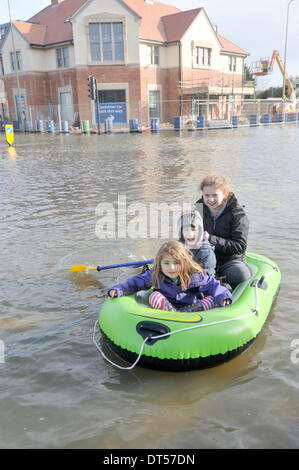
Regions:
[[60, 92, 73, 122]]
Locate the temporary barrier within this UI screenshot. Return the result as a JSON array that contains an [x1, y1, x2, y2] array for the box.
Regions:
[[81, 120, 90, 133], [47, 120, 55, 132], [262, 114, 271, 124], [36, 120, 44, 132], [232, 116, 238, 127], [24, 120, 31, 132], [129, 119, 139, 132], [151, 118, 159, 131], [104, 117, 113, 133], [1, 121, 9, 131], [287, 113, 296, 122], [196, 116, 205, 129], [3, 98, 298, 133], [250, 114, 258, 126], [61, 121, 69, 133], [173, 116, 183, 130]]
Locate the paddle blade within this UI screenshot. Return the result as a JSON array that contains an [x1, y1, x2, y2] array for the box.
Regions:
[[70, 264, 98, 272]]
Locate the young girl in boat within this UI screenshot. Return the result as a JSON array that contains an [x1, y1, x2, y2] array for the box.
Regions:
[[178, 210, 216, 277], [108, 240, 232, 312]]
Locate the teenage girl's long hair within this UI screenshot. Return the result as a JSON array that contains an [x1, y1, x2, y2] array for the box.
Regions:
[[151, 240, 205, 291], [199, 174, 233, 202]]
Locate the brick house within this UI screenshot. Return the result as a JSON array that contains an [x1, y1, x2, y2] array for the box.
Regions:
[[0, 0, 253, 127]]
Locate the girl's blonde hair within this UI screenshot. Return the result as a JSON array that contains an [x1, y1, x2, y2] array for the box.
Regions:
[[151, 240, 205, 291], [199, 174, 233, 202]]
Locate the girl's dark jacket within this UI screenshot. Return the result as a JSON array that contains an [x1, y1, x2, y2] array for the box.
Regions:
[[108, 269, 232, 309], [196, 193, 249, 269]]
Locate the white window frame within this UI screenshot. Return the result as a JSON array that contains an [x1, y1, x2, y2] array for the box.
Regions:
[[196, 47, 211, 67], [147, 45, 159, 65], [56, 47, 69, 68], [88, 21, 125, 63], [10, 50, 22, 72], [148, 85, 162, 121], [229, 56, 236, 72], [193, 45, 211, 68]]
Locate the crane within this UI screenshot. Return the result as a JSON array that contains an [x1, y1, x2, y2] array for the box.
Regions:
[[251, 50, 296, 111]]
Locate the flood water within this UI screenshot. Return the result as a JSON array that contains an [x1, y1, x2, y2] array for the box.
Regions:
[[1, 124, 299, 449]]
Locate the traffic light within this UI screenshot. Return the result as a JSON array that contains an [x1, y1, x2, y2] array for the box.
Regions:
[[87, 75, 95, 100]]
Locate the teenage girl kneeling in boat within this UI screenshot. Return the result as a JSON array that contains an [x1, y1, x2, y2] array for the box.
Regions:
[[108, 240, 232, 312], [196, 174, 251, 290]]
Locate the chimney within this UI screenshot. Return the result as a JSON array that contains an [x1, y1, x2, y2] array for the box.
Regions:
[[52, 0, 63, 5], [145, 0, 154, 4]]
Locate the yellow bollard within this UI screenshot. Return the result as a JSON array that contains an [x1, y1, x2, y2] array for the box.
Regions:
[[5, 124, 14, 146]]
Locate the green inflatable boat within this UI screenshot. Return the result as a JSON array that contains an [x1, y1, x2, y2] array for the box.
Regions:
[[95, 252, 281, 371]]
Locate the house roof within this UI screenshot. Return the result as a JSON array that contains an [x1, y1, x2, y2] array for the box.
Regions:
[[27, 0, 87, 45], [11, 21, 48, 46], [24, 0, 180, 45], [2, 0, 249, 56], [122, 0, 180, 42], [218, 34, 249, 56], [162, 8, 202, 43]]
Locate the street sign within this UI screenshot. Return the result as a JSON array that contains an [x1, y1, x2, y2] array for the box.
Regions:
[[5, 124, 14, 146]]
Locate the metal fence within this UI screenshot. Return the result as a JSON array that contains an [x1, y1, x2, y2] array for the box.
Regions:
[[1, 98, 298, 133]]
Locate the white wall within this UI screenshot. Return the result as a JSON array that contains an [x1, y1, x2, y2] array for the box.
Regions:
[[71, 0, 140, 66], [180, 9, 221, 70], [219, 54, 244, 74], [1, 26, 75, 73]]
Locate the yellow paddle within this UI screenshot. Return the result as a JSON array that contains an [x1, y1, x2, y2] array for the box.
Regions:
[[70, 264, 98, 272], [70, 259, 154, 273]]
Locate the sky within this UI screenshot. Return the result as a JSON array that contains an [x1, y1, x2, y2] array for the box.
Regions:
[[1, 0, 298, 90]]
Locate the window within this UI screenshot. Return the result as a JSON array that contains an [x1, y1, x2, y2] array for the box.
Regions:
[[10, 51, 22, 71], [195, 47, 211, 67], [149, 90, 161, 119], [98, 89, 126, 103], [0, 25, 8, 39], [0, 55, 4, 76], [229, 56, 236, 72], [97, 89, 127, 124], [89, 22, 124, 62], [147, 45, 159, 65], [15, 94, 27, 121], [56, 47, 69, 68]]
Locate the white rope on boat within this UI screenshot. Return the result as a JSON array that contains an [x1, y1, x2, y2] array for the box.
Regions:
[[93, 310, 257, 371], [93, 320, 150, 370]]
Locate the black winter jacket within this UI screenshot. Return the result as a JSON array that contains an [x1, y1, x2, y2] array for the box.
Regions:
[[195, 194, 249, 268]]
